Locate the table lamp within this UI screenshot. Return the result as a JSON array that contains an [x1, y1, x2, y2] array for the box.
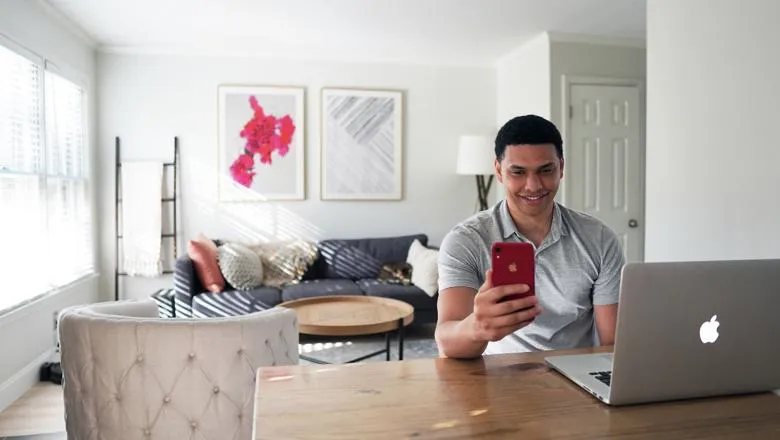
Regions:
[[456, 135, 495, 211]]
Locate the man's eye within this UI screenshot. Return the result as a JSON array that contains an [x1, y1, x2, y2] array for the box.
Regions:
[[540, 168, 552, 174], [511, 170, 525, 175]]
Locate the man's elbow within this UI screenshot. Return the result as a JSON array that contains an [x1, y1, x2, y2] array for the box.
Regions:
[[435, 321, 484, 359], [599, 334, 616, 346], [438, 345, 484, 360], [597, 326, 616, 346], [594, 304, 618, 346]]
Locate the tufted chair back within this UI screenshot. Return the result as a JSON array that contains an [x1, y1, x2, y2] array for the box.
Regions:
[[58, 299, 298, 440]]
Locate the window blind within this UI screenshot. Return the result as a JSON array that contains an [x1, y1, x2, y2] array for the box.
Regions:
[[0, 42, 93, 313]]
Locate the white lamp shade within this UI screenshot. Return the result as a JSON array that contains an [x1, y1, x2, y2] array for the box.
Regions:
[[456, 135, 495, 175]]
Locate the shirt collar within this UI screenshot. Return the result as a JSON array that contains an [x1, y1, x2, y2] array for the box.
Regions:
[[498, 200, 568, 244]]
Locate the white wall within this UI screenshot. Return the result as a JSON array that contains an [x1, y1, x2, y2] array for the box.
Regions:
[[97, 53, 496, 299], [645, 0, 780, 261], [0, 0, 99, 412], [495, 33, 551, 126]]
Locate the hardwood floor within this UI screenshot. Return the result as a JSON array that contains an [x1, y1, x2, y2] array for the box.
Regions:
[[0, 383, 65, 439]]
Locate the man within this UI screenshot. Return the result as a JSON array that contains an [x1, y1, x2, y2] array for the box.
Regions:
[[436, 115, 625, 359]]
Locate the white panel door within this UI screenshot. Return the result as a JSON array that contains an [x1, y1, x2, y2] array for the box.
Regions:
[[567, 84, 644, 262]]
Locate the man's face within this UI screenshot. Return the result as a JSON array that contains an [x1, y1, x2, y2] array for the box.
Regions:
[[495, 143, 564, 218]]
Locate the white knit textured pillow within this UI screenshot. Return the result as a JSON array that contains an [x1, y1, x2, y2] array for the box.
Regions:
[[218, 242, 264, 290]]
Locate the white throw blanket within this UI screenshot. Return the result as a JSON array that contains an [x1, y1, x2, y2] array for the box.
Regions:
[[121, 161, 163, 277]]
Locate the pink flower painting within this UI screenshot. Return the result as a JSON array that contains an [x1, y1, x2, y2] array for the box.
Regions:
[[229, 96, 297, 187]]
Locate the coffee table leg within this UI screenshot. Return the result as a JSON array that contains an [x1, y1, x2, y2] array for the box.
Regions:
[[299, 354, 331, 365], [385, 331, 391, 361], [398, 317, 405, 361]]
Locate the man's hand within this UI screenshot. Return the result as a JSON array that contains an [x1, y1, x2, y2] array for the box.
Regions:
[[470, 269, 542, 342], [435, 269, 543, 359]]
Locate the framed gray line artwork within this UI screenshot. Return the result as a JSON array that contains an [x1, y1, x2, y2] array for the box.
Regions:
[[320, 88, 403, 200], [218, 85, 305, 201]]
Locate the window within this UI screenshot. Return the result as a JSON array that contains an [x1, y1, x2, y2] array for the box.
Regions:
[[0, 41, 93, 313]]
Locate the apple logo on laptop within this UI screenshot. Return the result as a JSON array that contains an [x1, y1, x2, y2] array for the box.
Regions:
[[699, 315, 720, 343]]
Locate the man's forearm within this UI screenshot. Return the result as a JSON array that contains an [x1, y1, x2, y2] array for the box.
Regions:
[[435, 314, 488, 359]]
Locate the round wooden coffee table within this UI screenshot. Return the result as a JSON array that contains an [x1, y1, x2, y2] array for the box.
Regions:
[[277, 295, 414, 363]]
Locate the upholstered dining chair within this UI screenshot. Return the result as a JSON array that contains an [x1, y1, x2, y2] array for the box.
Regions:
[[58, 299, 298, 440]]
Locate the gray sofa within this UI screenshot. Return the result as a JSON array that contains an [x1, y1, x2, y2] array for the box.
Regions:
[[174, 234, 439, 324]]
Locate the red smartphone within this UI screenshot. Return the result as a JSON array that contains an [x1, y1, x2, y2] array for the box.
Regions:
[[490, 242, 535, 302]]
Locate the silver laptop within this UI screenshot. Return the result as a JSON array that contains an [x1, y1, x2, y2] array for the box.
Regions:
[[545, 259, 780, 406]]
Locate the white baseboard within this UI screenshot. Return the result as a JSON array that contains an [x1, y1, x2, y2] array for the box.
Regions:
[[0, 349, 55, 413]]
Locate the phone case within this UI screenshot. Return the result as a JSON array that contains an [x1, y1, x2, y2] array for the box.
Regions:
[[491, 241, 535, 301]]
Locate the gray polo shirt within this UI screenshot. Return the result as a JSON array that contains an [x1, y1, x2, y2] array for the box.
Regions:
[[438, 200, 625, 354]]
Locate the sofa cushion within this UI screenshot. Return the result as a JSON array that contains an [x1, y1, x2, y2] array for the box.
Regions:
[[281, 279, 363, 302], [317, 234, 429, 280], [187, 234, 225, 293], [192, 287, 281, 317], [247, 240, 319, 288], [356, 279, 437, 311], [406, 239, 439, 297], [217, 242, 264, 291], [378, 262, 413, 285]]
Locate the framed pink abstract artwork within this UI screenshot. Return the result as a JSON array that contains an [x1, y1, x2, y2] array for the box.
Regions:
[[218, 85, 305, 201]]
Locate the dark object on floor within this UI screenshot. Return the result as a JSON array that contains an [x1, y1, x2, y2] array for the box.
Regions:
[[39, 362, 62, 385]]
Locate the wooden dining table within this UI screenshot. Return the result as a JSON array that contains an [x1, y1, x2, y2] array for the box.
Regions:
[[253, 346, 780, 439]]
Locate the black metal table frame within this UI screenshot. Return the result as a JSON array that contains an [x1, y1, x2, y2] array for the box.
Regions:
[[299, 317, 406, 364]]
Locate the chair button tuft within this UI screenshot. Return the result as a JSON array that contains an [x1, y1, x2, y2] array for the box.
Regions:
[[115, 394, 122, 402], [144, 429, 151, 437], [191, 421, 198, 430], [237, 348, 244, 355], [188, 352, 196, 360], [163, 396, 171, 404], [137, 355, 144, 364], [213, 386, 220, 394]]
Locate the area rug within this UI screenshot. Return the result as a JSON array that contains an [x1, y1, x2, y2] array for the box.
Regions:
[[298, 323, 439, 364]]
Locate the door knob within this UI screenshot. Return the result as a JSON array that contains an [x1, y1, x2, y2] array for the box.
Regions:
[[628, 219, 639, 228]]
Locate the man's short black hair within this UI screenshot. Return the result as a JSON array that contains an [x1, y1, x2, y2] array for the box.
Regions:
[[494, 115, 563, 161]]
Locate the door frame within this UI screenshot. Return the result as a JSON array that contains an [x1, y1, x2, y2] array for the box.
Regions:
[[559, 75, 646, 261]]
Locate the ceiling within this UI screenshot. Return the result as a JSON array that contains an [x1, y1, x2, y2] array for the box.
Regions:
[[44, 0, 646, 66]]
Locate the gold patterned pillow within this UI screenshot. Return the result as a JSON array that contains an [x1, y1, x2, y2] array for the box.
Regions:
[[249, 240, 318, 288]]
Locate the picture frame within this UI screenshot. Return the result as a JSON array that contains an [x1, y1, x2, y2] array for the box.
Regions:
[[320, 87, 403, 200], [218, 85, 305, 201]]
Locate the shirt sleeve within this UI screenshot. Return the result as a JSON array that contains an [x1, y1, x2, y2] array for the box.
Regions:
[[592, 225, 626, 306], [437, 227, 483, 292]]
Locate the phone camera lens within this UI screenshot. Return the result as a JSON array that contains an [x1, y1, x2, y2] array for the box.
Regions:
[[495, 247, 501, 253]]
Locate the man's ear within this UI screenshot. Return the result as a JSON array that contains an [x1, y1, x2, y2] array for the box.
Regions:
[[559, 158, 565, 179], [494, 159, 503, 184]]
